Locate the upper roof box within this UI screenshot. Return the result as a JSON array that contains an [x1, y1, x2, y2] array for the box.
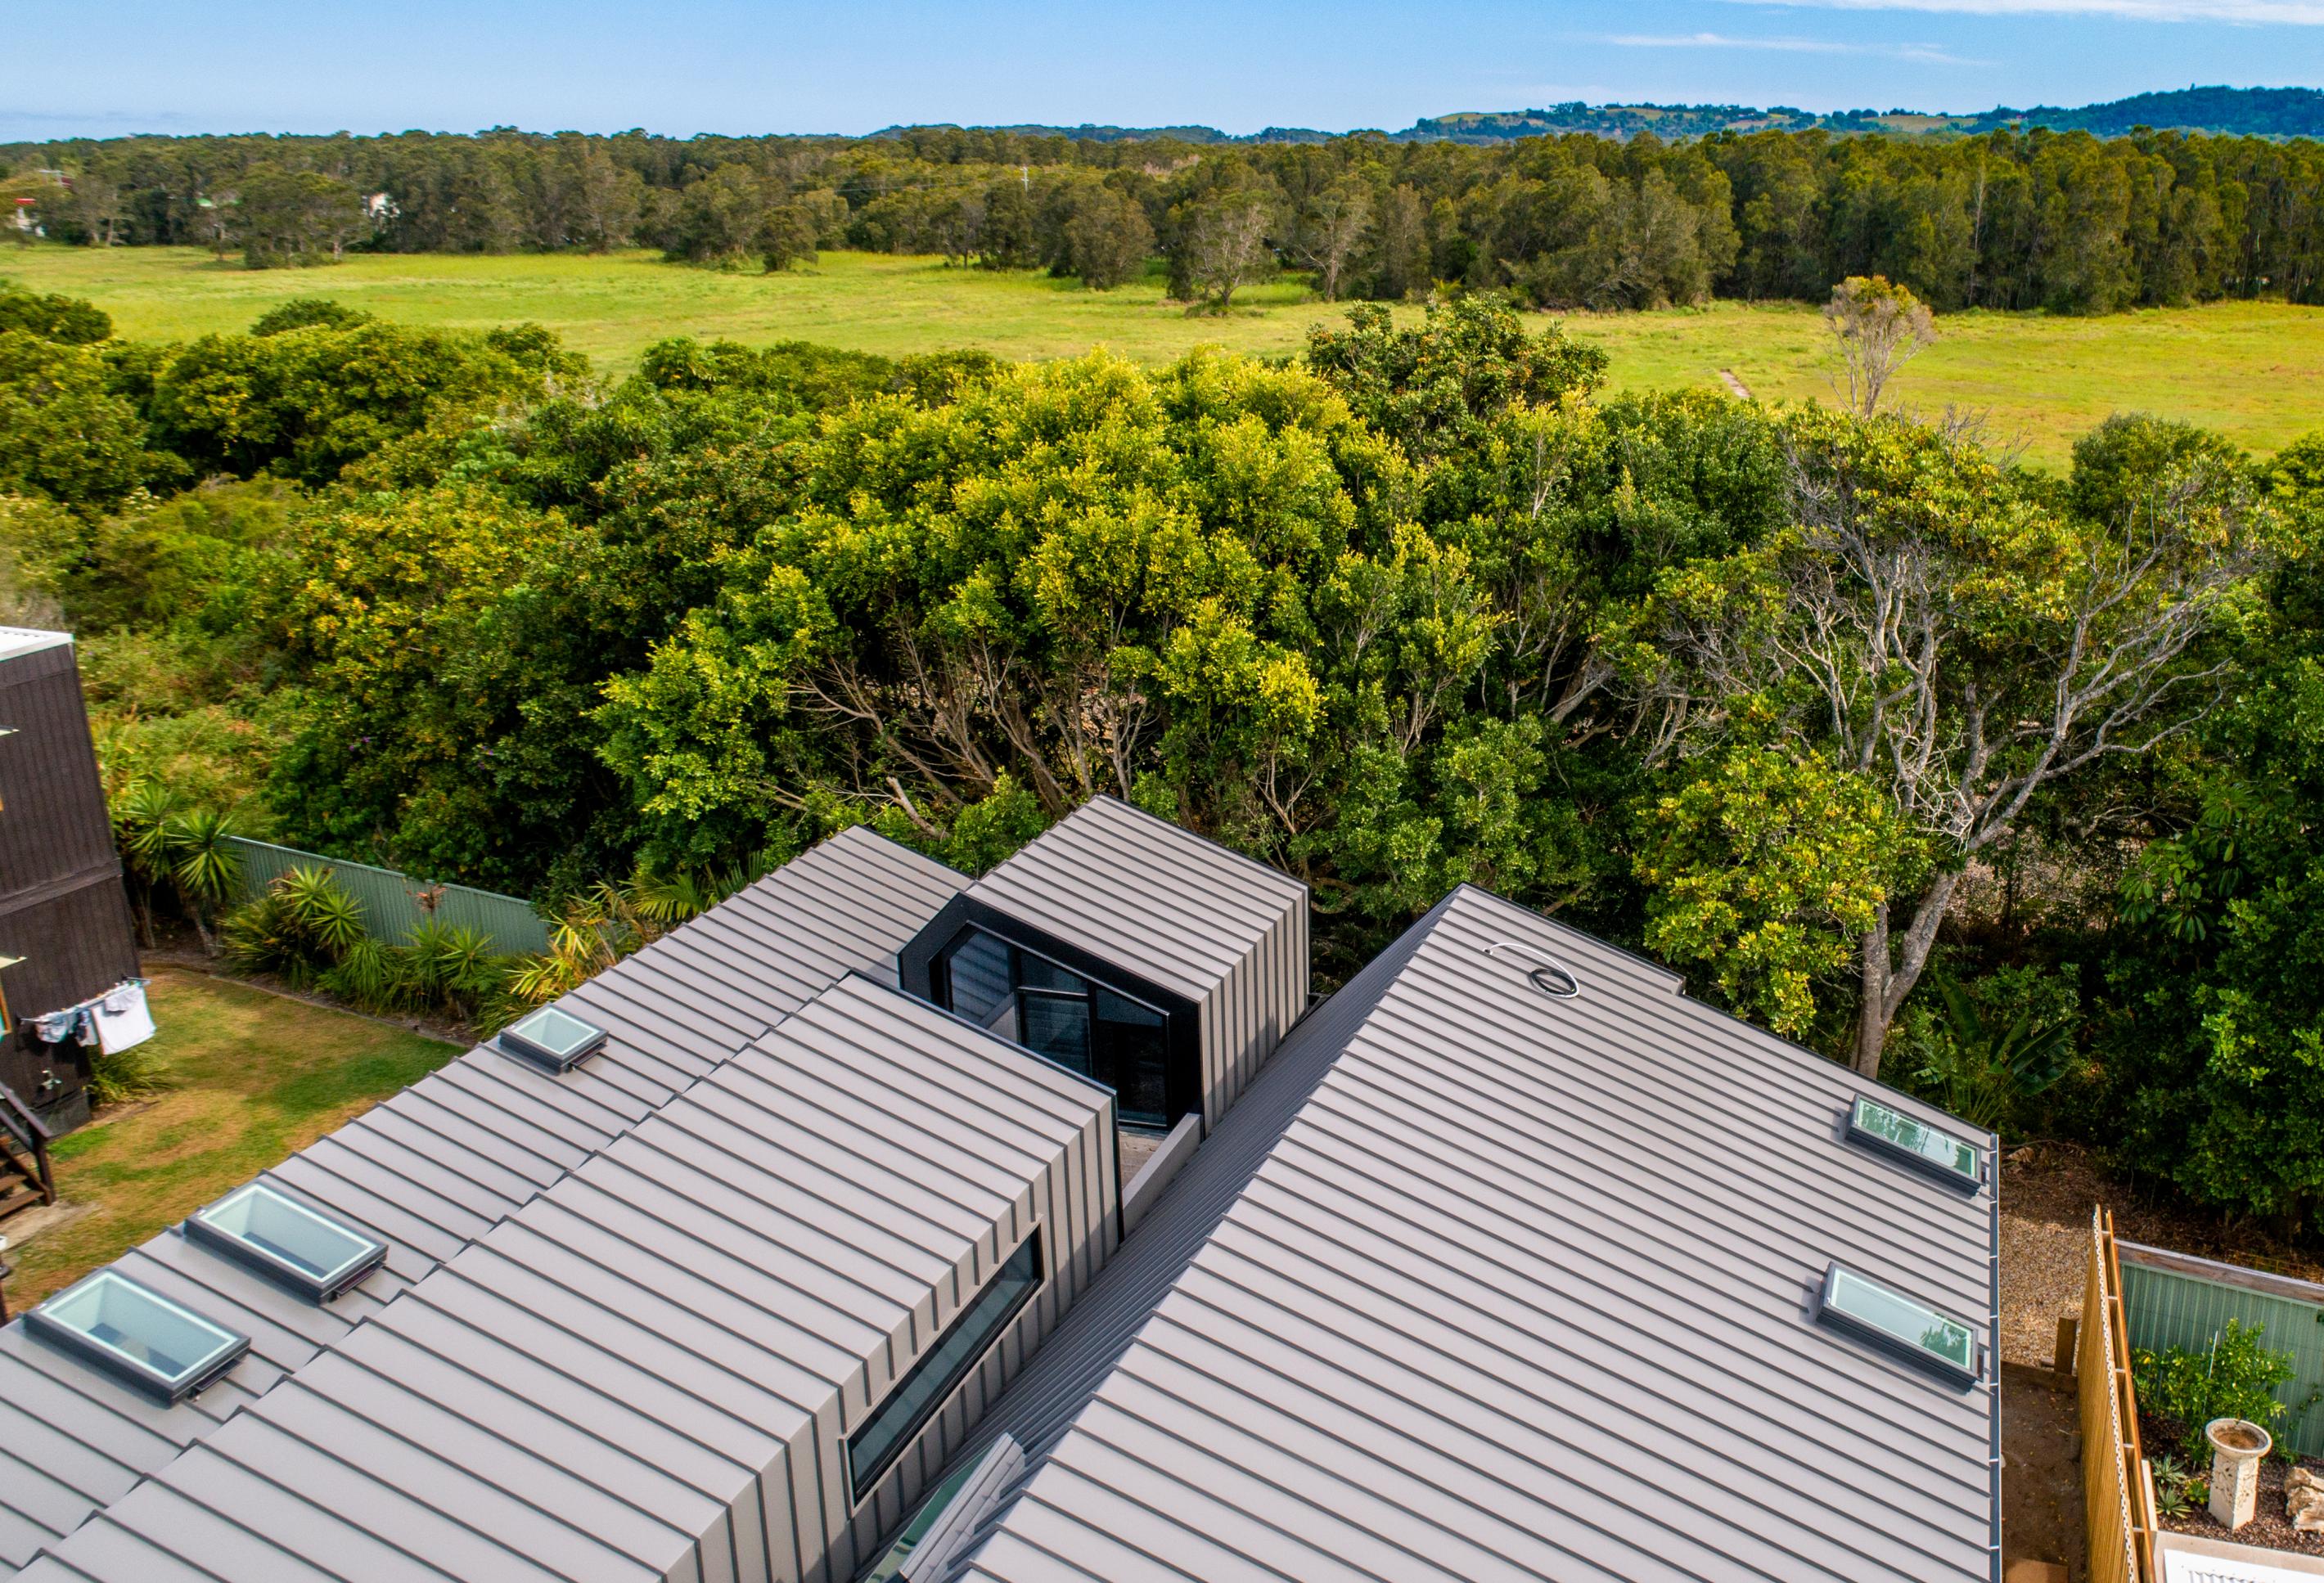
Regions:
[[902, 797, 1309, 1131]]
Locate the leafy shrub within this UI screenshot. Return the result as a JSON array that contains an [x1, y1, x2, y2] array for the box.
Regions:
[[2134, 1320, 2303, 1464], [1902, 966, 2077, 1133], [86, 1035, 169, 1108], [223, 866, 531, 1026], [220, 864, 358, 986]]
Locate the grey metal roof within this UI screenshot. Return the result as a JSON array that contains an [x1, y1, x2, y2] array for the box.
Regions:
[[20, 974, 1113, 1583], [967, 798, 1307, 1005], [0, 628, 71, 664], [0, 826, 970, 1577], [947, 885, 2002, 1583]]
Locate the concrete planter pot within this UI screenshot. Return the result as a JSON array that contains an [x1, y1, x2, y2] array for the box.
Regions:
[[2205, 1417, 2274, 1530]]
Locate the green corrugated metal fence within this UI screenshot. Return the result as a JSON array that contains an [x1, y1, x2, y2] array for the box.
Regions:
[[223, 836, 550, 956], [2119, 1240, 2324, 1458]]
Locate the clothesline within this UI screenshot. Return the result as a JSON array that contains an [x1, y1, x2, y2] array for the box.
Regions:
[[31, 978, 155, 1058]]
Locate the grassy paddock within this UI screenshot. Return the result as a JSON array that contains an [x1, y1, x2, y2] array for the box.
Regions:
[[4, 969, 455, 1306], [7, 244, 2322, 466]]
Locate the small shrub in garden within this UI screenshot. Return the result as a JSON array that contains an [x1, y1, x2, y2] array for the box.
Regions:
[[2134, 1319, 2304, 1464]]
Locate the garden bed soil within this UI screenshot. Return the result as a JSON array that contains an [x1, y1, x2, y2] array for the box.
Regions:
[[2143, 1410, 2324, 1558]]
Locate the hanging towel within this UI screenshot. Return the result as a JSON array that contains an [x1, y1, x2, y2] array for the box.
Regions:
[[33, 1010, 75, 1044], [93, 982, 155, 1055]]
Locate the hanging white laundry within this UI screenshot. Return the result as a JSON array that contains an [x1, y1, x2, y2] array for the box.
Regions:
[[92, 981, 155, 1055]]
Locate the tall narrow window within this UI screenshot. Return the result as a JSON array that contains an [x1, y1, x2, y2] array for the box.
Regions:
[[847, 1230, 1045, 1504]]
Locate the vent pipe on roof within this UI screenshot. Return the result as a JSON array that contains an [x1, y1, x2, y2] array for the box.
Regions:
[[1487, 940, 1582, 1000]]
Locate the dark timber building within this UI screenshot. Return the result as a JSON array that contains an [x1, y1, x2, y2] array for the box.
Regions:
[[0, 628, 139, 1136], [0, 797, 2003, 1583]]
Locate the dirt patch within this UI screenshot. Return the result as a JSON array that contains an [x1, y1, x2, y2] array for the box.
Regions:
[[1118, 1131, 1163, 1181], [1998, 1142, 2324, 1368], [2003, 1364, 2088, 1579], [1718, 368, 1753, 400]]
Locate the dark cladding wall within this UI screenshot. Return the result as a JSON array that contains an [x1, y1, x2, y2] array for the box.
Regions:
[[0, 637, 139, 1127]]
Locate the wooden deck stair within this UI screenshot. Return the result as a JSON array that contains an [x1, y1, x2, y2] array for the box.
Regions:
[[0, 1080, 55, 1227]]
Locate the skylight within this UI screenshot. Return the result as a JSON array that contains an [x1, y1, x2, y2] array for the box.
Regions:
[[498, 1005, 608, 1073], [1816, 1264, 1982, 1385], [1847, 1096, 1983, 1189], [26, 1270, 250, 1405], [186, 1181, 386, 1302]]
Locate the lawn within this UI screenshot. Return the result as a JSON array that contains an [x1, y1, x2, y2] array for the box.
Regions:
[[2, 968, 456, 1306], [8, 243, 2323, 467]]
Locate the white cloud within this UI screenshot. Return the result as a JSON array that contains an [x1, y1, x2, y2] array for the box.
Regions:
[[1591, 29, 1982, 60], [1716, 0, 2324, 22]]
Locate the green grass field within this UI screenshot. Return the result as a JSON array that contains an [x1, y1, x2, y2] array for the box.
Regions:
[[9, 244, 2322, 467]]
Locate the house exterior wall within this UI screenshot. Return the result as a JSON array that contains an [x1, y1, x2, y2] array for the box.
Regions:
[[1194, 885, 1309, 1130], [0, 636, 138, 1129], [823, 1088, 1119, 1582]]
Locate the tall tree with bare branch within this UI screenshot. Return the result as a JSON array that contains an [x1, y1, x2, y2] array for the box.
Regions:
[[1644, 407, 2270, 1077], [1824, 274, 1935, 417]]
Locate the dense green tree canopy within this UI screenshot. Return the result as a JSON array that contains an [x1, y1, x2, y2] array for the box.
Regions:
[[11, 123, 2323, 309], [8, 277, 2324, 1234]]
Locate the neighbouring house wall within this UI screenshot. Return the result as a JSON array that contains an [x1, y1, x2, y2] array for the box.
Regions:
[[0, 639, 138, 1129], [2121, 1239, 2324, 1459]]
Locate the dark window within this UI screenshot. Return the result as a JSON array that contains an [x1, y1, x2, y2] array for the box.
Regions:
[[847, 1230, 1044, 1504], [934, 928, 1178, 1127]]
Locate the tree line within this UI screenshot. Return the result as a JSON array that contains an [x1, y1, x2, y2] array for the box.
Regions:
[[8, 122, 2324, 311], [6, 272, 2324, 1229]]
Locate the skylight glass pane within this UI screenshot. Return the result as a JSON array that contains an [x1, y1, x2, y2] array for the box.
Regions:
[[499, 1005, 607, 1072], [1849, 1096, 1981, 1186], [187, 1182, 385, 1301], [1820, 1266, 1980, 1382], [28, 1270, 249, 1403]]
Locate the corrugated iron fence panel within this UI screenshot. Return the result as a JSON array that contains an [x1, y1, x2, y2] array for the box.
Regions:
[[2119, 1248, 2324, 1459], [223, 837, 549, 956]]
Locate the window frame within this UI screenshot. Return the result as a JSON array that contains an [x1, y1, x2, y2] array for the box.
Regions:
[[922, 912, 1195, 1129], [185, 1180, 389, 1302], [1844, 1095, 1985, 1191], [25, 1269, 251, 1405], [498, 1005, 609, 1073], [1813, 1262, 1984, 1386], [844, 1229, 1046, 1506]]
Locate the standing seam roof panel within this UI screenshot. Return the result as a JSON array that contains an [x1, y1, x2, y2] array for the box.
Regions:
[[1, 829, 971, 1581], [948, 885, 1997, 1583]]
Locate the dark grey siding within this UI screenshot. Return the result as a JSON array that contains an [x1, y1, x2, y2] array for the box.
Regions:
[[968, 798, 1308, 1127], [0, 634, 138, 1127], [0, 826, 972, 1580], [951, 886, 2001, 1583]]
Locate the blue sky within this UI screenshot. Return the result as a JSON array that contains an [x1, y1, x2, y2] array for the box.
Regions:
[[7, 0, 2321, 142]]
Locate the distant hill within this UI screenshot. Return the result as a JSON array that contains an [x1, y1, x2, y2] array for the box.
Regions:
[[880, 85, 2324, 146], [1966, 86, 2324, 138]]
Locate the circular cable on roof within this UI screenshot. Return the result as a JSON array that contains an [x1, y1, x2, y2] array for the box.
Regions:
[[1486, 940, 1583, 1001], [1528, 962, 1581, 999]]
